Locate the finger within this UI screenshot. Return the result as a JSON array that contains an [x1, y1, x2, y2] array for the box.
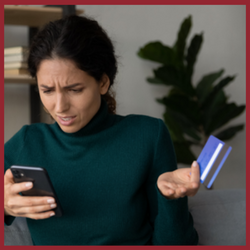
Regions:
[[190, 161, 200, 184], [157, 179, 178, 193], [184, 175, 200, 197], [164, 188, 175, 197], [14, 203, 57, 216], [9, 181, 34, 195], [4, 169, 15, 185], [15, 196, 56, 207], [160, 181, 184, 198], [158, 185, 175, 197], [175, 187, 187, 198], [161, 179, 179, 190], [183, 184, 199, 197], [5, 196, 56, 217], [24, 210, 56, 220]]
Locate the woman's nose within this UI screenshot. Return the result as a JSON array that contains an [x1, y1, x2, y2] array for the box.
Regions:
[[55, 93, 70, 113]]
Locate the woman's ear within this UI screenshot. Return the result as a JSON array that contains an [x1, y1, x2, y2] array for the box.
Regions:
[[99, 74, 110, 95]]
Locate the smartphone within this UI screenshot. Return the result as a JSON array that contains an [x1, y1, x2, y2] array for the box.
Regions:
[[10, 165, 63, 217]]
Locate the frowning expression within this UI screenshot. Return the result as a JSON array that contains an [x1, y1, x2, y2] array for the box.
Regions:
[[37, 58, 110, 133]]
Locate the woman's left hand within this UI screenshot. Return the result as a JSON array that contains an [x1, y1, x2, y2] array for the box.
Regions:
[[157, 161, 200, 199]]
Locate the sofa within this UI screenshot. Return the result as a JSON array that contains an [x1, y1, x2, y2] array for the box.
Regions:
[[4, 188, 246, 245]]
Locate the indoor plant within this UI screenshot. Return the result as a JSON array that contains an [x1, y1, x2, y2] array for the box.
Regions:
[[137, 15, 245, 165]]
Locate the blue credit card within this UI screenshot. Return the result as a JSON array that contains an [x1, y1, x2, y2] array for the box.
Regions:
[[197, 135, 232, 188]]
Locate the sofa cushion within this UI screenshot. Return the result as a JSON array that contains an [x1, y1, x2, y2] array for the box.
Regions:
[[4, 216, 33, 245], [188, 188, 246, 245]]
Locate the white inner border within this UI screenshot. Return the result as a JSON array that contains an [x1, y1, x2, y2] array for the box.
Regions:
[[200, 143, 223, 181]]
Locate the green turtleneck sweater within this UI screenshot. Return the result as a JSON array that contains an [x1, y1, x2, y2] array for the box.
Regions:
[[4, 100, 198, 245]]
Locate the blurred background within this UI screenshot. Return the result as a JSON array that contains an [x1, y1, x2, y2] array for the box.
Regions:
[[4, 5, 246, 190]]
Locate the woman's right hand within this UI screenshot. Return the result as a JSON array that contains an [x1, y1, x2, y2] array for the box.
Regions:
[[4, 169, 57, 220]]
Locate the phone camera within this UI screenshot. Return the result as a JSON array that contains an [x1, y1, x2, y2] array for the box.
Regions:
[[12, 170, 21, 178]]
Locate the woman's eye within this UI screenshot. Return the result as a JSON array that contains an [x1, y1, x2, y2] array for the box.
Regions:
[[70, 89, 82, 93], [43, 89, 52, 94]]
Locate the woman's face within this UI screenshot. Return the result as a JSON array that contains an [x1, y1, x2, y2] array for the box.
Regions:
[[37, 58, 110, 133]]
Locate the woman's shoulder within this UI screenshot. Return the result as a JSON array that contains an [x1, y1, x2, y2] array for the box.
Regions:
[[4, 123, 55, 152], [24, 122, 54, 131], [12, 122, 55, 139], [119, 113, 164, 124], [114, 113, 167, 134], [125, 113, 162, 124]]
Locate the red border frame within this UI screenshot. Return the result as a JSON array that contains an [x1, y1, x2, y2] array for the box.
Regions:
[[2, 1, 248, 249]]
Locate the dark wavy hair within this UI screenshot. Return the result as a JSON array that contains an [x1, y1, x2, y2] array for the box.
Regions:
[[28, 15, 118, 114]]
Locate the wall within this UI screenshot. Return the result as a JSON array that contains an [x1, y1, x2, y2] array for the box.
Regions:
[[4, 5, 246, 189]]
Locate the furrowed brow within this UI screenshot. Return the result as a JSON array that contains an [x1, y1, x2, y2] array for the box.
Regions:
[[64, 83, 82, 89], [40, 84, 53, 89], [39, 83, 82, 89]]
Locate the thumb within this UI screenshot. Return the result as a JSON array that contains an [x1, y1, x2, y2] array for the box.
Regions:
[[190, 161, 200, 183], [4, 169, 15, 185]]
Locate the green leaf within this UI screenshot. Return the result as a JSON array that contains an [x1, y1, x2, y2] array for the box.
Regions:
[[168, 87, 187, 96], [153, 65, 180, 86], [196, 69, 224, 104], [172, 141, 196, 165], [146, 77, 165, 84], [186, 140, 202, 146], [157, 94, 201, 124], [173, 15, 192, 62], [202, 75, 236, 110], [205, 103, 246, 134], [215, 124, 245, 141], [183, 128, 202, 141], [203, 89, 228, 118], [163, 111, 185, 142], [153, 66, 194, 95], [137, 41, 175, 65], [168, 109, 201, 139], [185, 33, 203, 80]]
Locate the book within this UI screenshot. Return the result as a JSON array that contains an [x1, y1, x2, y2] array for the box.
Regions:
[[4, 53, 28, 63], [4, 46, 29, 55], [4, 68, 29, 75], [4, 62, 28, 69]]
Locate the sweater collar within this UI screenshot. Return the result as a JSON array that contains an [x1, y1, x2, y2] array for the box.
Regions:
[[53, 98, 110, 137]]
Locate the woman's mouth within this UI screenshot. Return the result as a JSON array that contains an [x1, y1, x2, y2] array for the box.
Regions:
[[57, 116, 76, 126]]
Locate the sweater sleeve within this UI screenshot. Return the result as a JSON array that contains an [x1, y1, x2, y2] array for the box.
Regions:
[[4, 126, 28, 226], [146, 119, 198, 245]]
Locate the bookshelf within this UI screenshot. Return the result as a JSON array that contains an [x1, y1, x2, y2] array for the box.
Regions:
[[4, 5, 84, 84], [4, 5, 83, 27], [4, 74, 36, 84], [4, 5, 83, 123]]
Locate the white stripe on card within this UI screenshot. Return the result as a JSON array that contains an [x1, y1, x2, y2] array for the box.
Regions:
[[200, 143, 223, 181]]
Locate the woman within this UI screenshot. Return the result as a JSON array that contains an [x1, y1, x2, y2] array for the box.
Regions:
[[4, 15, 200, 245]]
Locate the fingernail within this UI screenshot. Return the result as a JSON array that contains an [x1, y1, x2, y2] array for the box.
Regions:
[[50, 212, 55, 217], [47, 198, 55, 204], [193, 161, 198, 167], [25, 182, 33, 187], [50, 204, 56, 208]]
